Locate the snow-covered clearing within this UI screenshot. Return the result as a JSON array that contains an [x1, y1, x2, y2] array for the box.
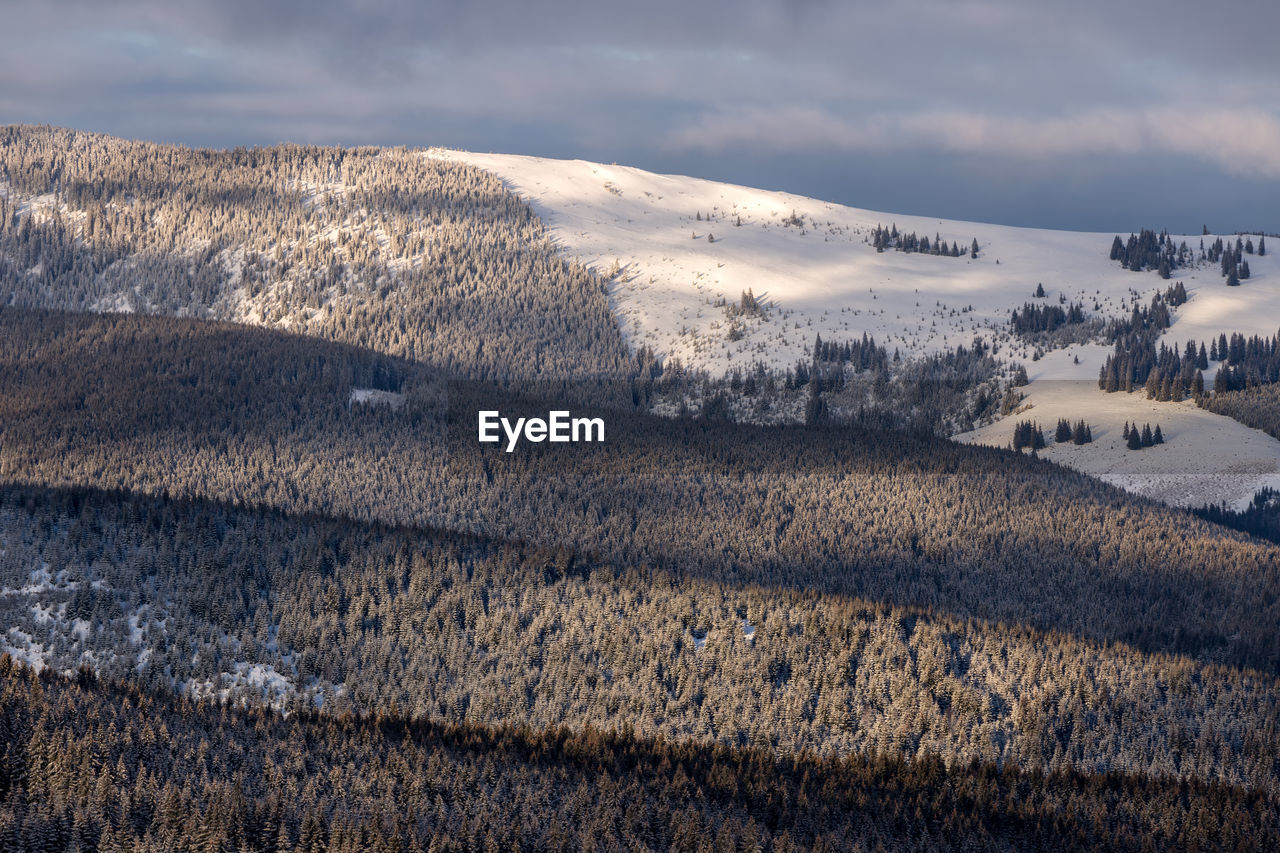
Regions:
[[957, 381, 1280, 509], [349, 387, 405, 410], [440, 150, 1274, 374], [441, 149, 1280, 509]]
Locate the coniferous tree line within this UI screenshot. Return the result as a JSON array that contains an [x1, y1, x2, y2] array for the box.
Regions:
[[1, 129, 1280, 843], [1101, 326, 1280, 400], [871, 224, 978, 258], [1197, 488, 1280, 548], [1009, 301, 1086, 335], [1108, 229, 1189, 278], [3, 662, 1276, 852], [1110, 229, 1269, 286], [1207, 331, 1280, 392], [1097, 293, 1206, 398], [1011, 420, 1045, 451], [1200, 383, 1280, 440], [830, 337, 1005, 434], [782, 333, 892, 395], [1210, 236, 1256, 286], [1163, 280, 1189, 307], [640, 332, 1003, 435], [1097, 312, 1168, 394], [1054, 418, 1094, 445], [1122, 422, 1164, 450], [811, 332, 890, 371], [0, 127, 1019, 430]]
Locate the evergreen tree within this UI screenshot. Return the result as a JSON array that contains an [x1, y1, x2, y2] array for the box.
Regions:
[[1127, 426, 1143, 450], [1141, 424, 1154, 447], [804, 378, 826, 427], [1153, 424, 1164, 445], [1259, 236, 1266, 256], [1071, 420, 1092, 445], [1055, 418, 1072, 443], [1034, 283, 1046, 298]]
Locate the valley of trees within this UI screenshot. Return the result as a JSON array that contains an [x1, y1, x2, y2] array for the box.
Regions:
[[4, 309, 1280, 677], [2, 127, 1279, 848], [5, 475, 1280, 796]]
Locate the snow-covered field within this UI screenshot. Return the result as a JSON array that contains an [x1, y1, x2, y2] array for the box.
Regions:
[[956, 381, 1280, 509], [440, 150, 1275, 377], [441, 149, 1280, 508]]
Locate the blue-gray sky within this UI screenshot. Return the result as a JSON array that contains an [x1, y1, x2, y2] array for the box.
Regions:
[[3, 0, 1277, 232]]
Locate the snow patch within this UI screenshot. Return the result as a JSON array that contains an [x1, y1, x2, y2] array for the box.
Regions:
[[957, 380, 1280, 510], [349, 387, 405, 410]]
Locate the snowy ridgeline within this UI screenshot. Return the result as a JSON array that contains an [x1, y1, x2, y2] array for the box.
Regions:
[[441, 149, 1280, 509], [440, 149, 1276, 381]]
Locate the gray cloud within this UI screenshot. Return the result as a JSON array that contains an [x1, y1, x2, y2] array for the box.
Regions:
[[669, 107, 1280, 178], [1, 0, 1277, 229]]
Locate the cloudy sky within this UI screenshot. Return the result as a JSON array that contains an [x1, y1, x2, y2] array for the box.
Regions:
[[3, 0, 1277, 231]]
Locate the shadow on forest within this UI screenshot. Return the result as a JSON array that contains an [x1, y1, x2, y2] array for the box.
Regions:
[[2, 307, 1280, 674]]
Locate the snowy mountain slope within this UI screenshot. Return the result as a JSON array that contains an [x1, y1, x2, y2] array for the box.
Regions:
[[438, 149, 1276, 379], [441, 149, 1280, 509]]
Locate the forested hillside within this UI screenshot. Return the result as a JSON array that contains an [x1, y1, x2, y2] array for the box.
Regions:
[[0, 126, 630, 387], [6, 663, 1276, 852], [3, 480, 1279, 794], [3, 127, 1279, 848], [1201, 384, 1280, 440], [3, 308, 1280, 675]]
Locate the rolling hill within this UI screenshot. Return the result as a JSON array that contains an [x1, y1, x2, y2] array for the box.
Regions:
[[442, 149, 1280, 507]]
